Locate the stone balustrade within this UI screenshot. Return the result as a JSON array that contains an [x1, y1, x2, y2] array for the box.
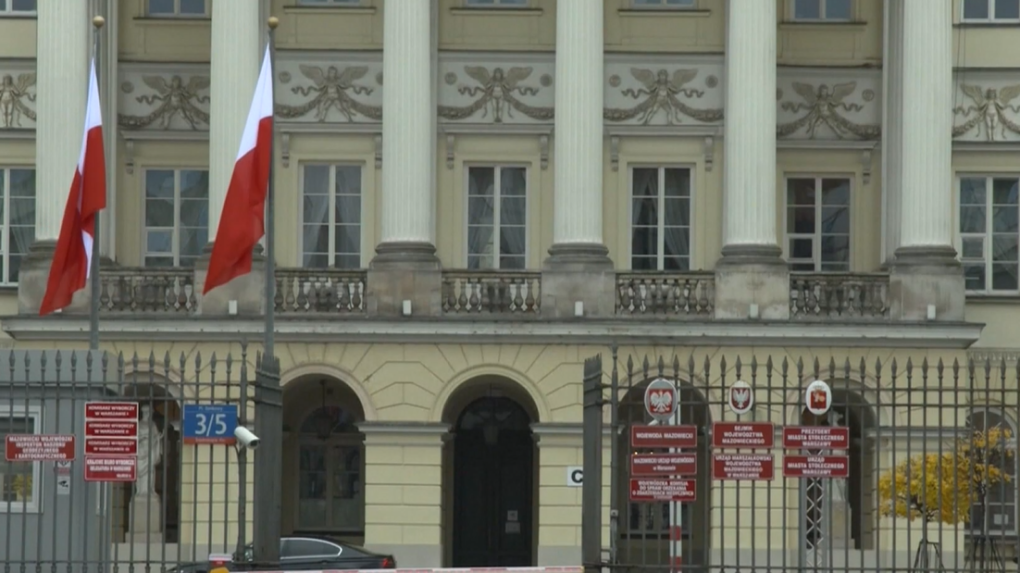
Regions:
[[78, 268, 895, 323]]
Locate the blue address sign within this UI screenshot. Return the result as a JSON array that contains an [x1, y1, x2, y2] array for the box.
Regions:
[[181, 404, 238, 445]]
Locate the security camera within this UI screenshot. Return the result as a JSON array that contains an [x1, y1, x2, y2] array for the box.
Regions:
[[234, 426, 260, 450]]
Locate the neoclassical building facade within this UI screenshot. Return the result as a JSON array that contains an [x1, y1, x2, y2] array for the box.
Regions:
[[2, 0, 1020, 569]]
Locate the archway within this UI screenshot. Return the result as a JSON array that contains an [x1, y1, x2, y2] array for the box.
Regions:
[[799, 385, 878, 551], [282, 375, 367, 543], [616, 380, 711, 571], [118, 377, 182, 544], [441, 376, 539, 567]]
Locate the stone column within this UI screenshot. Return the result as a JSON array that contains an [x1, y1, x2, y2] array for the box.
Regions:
[[889, 0, 964, 321], [714, 0, 787, 320], [880, 0, 904, 266], [194, 0, 262, 315], [18, 1, 90, 313], [541, 0, 615, 318], [359, 422, 447, 567], [367, 0, 442, 317]]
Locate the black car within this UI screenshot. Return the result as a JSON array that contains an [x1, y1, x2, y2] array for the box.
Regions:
[[169, 536, 396, 573]]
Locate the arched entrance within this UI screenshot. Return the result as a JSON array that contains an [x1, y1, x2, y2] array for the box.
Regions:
[[616, 380, 711, 570], [799, 385, 877, 551], [442, 378, 538, 567], [282, 376, 366, 543]]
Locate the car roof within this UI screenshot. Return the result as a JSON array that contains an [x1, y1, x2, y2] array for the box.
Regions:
[[284, 535, 389, 558]]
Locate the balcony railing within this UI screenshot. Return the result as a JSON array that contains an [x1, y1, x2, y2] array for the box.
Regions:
[[99, 268, 196, 313], [442, 270, 541, 315], [789, 272, 890, 320], [275, 269, 366, 313], [616, 272, 715, 317]]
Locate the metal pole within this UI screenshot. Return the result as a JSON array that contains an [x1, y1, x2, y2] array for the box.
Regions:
[[252, 16, 283, 565], [88, 16, 104, 352], [581, 355, 603, 573], [236, 366, 248, 558]]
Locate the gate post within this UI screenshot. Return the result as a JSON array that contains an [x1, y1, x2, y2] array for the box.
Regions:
[[252, 353, 284, 563], [582, 355, 604, 573]]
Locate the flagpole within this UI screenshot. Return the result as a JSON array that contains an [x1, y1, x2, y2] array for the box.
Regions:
[[89, 15, 104, 352], [264, 17, 278, 362]]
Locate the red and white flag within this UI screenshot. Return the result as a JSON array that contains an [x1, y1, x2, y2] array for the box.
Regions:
[[203, 45, 273, 295], [39, 57, 107, 316]]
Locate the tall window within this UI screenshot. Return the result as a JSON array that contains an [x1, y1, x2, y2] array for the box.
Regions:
[[466, 166, 526, 270], [963, 0, 1020, 22], [959, 176, 1020, 293], [630, 167, 691, 271], [0, 408, 39, 513], [966, 409, 1017, 538], [297, 406, 364, 533], [792, 0, 851, 20], [147, 0, 207, 17], [785, 177, 851, 272], [302, 165, 362, 269], [0, 0, 36, 14], [144, 169, 208, 267], [0, 168, 35, 285]]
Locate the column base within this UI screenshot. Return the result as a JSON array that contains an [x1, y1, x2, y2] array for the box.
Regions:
[[713, 243, 790, 320], [367, 241, 443, 318], [16, 240, 117, 315], [889, 245, 964, 322], [540, 243, 616, 319], [193, 243, 266, 316]]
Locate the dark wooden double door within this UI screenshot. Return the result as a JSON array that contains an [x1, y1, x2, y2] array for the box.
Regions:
[[452, 397, 534, 567]]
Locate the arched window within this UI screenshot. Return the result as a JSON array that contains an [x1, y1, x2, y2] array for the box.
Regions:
[[966, 408, 1017, 538], [296, 406, 364, 534]]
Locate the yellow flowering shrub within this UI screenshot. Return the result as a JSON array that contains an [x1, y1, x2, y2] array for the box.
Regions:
[[878, 427, 1014, 525]]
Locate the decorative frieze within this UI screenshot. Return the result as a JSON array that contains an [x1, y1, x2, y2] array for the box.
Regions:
[[275, 61, 383, 123], [0, 66, 36, 131], [604, 61, 724, 126], [118, 64, 211, 132], [438, 60, 554, 124], [953, 75, 1020, 142], [775, 69, 881, 141]]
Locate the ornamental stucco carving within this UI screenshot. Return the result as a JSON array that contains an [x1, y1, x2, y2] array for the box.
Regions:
[[275, 64, 382, 122], [438, 63, 553, 123], [118, 65, 211, 131], [953, 83, 1020, 141], [0, 71, 36, 129], [776, 79, 880, 140], [604, 67, 723, 125]]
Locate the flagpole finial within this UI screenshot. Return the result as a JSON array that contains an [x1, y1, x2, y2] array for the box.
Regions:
[[92, 15, 105, 29], [267, 16, 279, 29]]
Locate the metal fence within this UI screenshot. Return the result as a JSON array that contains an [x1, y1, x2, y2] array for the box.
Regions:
[[582, 350, 1020, 573], [0, 346, 281, 573]]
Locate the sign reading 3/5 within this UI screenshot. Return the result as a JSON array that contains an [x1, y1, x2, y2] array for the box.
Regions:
[[182, 404, 238, 445]]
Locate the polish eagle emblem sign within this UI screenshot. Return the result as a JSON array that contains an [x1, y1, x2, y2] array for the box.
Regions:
[[727, 380, 754, 416], [644, 378, 677, 423], [805, 380, 832, 416]]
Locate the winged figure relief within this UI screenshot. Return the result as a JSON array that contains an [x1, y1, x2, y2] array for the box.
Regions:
[[954, 84, 1020, 141], [778, 81, 879, 140], [118, 75, 210, 130], [605, 68, 722, 125], [277, 65, 382, 122], [0, 73, 36, 128], [438, 66, 553, 122]]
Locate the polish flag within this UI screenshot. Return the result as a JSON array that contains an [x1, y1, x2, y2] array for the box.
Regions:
[[39, 57, 107, 316], [203, 45, 273, 295]]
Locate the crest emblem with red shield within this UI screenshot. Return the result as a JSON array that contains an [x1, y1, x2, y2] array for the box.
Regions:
[[804, 380, 832, 416], [727, 380, 754, 415], [644, 378, 677, 423]]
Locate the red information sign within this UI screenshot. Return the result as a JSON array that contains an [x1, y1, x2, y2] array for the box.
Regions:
[[84, 402, 138, 420], [84, 438, 138, 456], [5, 434, 75, 462], [629, 478, 697, 502], [782, 426, 849, 450], [631, 453, 697, 477], [84, 420, 138, 438], [782, 455, 849, 478], [84, 456, 137, 482], [712, 453, 774, 481], [712, 422, 774, 449], [630, 425, 698, 449]]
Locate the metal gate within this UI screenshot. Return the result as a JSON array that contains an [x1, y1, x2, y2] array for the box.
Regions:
[[0, 345, 281, 573], [581, 349, 1020, 573]]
